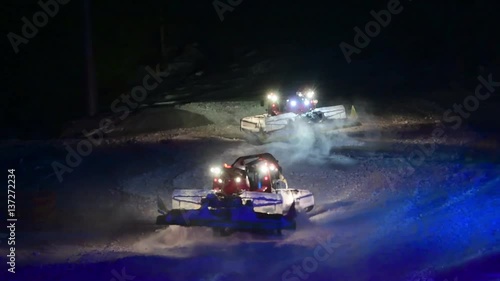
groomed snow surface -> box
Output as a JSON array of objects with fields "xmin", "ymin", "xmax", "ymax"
[{"xmin": 1, "ymin": 101, "xmax": 499, "ymax": 281}]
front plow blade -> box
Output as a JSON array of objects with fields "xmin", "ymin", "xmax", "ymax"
[{"xmin": 156, "ymin": 203, "xmax": 297, "ymax": 232}]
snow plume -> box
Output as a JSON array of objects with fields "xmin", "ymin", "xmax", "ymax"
[
  {"xmin": 225, "ymin": 119, "xmax": 363, "ymax": 167},
  {"xmin": 131, "ymin": 226, "xmax": 218, "ymax": 255},
  {"xmin": 264, "ymin": 118, "xmax": 362, "ymax": 164}
]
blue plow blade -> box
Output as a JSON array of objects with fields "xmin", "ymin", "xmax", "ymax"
[{"xmin": 156, "ymin": 202, "xmax": 297, "ymax": 232}]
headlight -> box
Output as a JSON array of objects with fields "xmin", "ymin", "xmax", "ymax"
[
  {"xmin": 260, "ymin": 164, "xmax": 270, "ymax": 173},
  {"xmin": 290, "ymin": 100, "xmax": 297, "ymax": 107},
  {"xmin": 210, "ymin": 167, "xmax": 221, "ymax": 175},
  {"xmin": 267, "ymin": 93, "xmax": 278, "ymax": 102},
  {"xmin": 306, "ymin": 91, "xmax": 314, "ymax": 99},
  {"xmin": 269, "ymin": 164, "xmax": 276, "ymax": 171},
  {"xmin": 235, "ymin": 177, "xmax": 241, "ymax": 183},
  {"xmin": 304, "ymin": 99, "xmax": 310, "ymax": 106}
]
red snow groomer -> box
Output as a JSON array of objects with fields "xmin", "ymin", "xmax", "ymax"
[
  {"xmin": 156, "ymin": 153, "xmax": 314, "ymax": 236},
  {"xmin": 241, "ymin": 88, "xmax": 359, "ymax": 139},
  {"xmin": 211, "ymin": 154, "xmax": 283, "ymax": 194}
]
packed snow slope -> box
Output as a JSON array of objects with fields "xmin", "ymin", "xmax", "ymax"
[{"xmin": 1, "ymin": 100, "xmax": 499, "ymax": 281}]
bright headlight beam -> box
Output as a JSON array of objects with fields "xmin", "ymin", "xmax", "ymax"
[
  {"xmin": 267, "ymin": 93, "xmax": 278, "ymax": 102},
  {"xmin": 259, "ymin": 165, "xmax": 269, "ymax": 173},
  {"xmin": 210, "ymin": 167, "xmax": 221, "ymax": 175},
  {"xmin": 290, "ymin": 100, "xmax": 297, "ymax": 107},
  {"xmin": 304, "ymin": 99, "xmax": 310, "ymax": 106}
]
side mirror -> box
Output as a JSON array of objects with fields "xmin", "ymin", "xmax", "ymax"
[
  {"xmin": 157, "ymin": 195, "xmax": 168, "ymax": 214},
  {"xmin": 274, "ymin": 179, "xmax": 288, "ymax": 189}
]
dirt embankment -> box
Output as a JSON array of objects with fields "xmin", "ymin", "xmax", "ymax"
[{"xmin": 60, "ymin": 101, "xmax": 265, "ymax": 141}]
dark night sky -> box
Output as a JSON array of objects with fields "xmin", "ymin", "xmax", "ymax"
[{"xmin": 2, "ymin": 0, "xmax": 498, "ymax": 139}]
